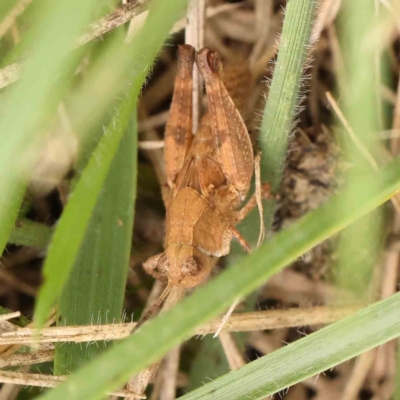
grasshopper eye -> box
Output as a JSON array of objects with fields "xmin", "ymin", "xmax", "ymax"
[
  {"xmin": 206, "ymin": 51, "xmax": 220, "ymax": 73},
  {"xmin": 181, "ymin": 256, "xmax": 202, "ymax": 276},
  {"xmin": 157, "ymin": 253, "xmax": 170, "ymax": 276}
]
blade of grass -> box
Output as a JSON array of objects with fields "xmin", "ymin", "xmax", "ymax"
[
  {"xmin": 33, "ymin": 0, "xmax": 189, "ymax": 329},
  {"xmin": 54, "ymin": 111, "xmax": 137, "ymax": 374},
  {"xmin": 255, "ymin": 0, "xmax": 318, "ymax": 239},
  {"xmin": 179, "ymin": 291, "xmax": 400, "ymax": 400},
  {"xmin": 8, "ymin": 220, "xmax": 52, "ymax": 250},
  {"xmin": 396, "ymin": 339, "xmax": 400, "ymax": 400},
  {"xmin": 0, "ymin": 0, "xmax": 106, "ymax": 257},
  {"xmin": 334, "ymin": 0, "xmax": 384, "ymax": 300},
  {"xmin": 37, "ymin": 154, "xmax": 400, "ymax": 400}
]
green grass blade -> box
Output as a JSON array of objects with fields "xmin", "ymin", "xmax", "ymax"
[
  {"xmin": 396, "ymin": 339, "xmax": 400, "ymax": 400},
  {"xmin": 54, "ymin": 112, "xmax": 137, "ymax": 374},
  {"xmin": 236, "ymin": 0, "xmax": 318, "ymax": 257},
  {"xmin": 334, "ymin": 1, "xmax": 383, "ymax": 299},
  {"xmin": 33, "ymin": 0, "xmax": 189, "ymax": 329},
  {"xmin": 258, "ymin": 0, "xmax": 318, "ymax": 231},
  {"xmin": 0, "ymin": 0, "xmax": 105, "ymax": 257},
  {"xmin": 8, "ymin": 219, "xmax": 52, "ymax": 250},
  {"xmin": 37, "ymin": 155, "xmax": 400, "ymax": 400},
  {"xmin": 179, "ymin": 292, "xmax": 400, "ymax": 400},
  {"xmin": 33, "ymin": 91, "xmax": 134, "ymax": 329}
]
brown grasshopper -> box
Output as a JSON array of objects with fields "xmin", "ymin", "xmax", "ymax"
[{"xmin": 134, "ymin": 45, "xmax": 269, "ymax": 331}]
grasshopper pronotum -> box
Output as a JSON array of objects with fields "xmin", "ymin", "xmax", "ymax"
[{"xmin": 133, "ymin": 45, "xmax": 269, "ymax": 332}]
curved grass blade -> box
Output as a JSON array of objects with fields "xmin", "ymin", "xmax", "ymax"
[
  {"xmin": 258, "ymin": 0, "xmax": 318, "ymax": 234},
  {"xmin": 33, "ymin": 0, "xmax": 189, "ymax": 329},
  {"xmin": 37, "ymin": 154, "xmax": 400, "ymax": 400}
]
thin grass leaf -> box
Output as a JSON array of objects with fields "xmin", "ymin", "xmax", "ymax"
[
  {"xmin": 8, "ymin": 219, "xmax": 52, "ymax": 250},
  {"xmin": 54, "ymin": 112, "xmax": 137, "ymax": 374},
  {"xmin": 334, "ymin": 0, "xmax": 384, "ymax": 299},
  {"xmin": 37, "ymin": 154, "xmax": 400, "ymax": 400},
  {"xmin": 234, "ymin": 0, "xmax": 317, "ymax": 265},
  {"xmin": 179, "ymin": 291, "xmax": 400, "ymax": 400},
  {"xmin": 33, "ymin": 0, "xmax": 189, "ymax": 329},
  {"xmin": 258, "ymin": 0, "xmax": 318, "ymax": 233}
]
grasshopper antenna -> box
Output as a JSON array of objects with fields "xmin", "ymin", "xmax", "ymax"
[{"xmin": 131, "ymin": 281, "xmax": 174, "ymax": 334}]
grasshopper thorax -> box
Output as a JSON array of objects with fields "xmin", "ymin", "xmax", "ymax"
[{"xmin": 163, "ymin": 244, "xmax": 212, "ymax": 288}]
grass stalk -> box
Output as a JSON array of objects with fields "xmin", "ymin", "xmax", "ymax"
[{"xmin": 258, "ymin": 0, "xmax": 318, "ymax": 234}]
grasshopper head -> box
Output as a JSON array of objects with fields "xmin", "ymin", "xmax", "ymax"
[{"xmin": 165, "ymin": 244, "xmax": 212, "ymax": 288}]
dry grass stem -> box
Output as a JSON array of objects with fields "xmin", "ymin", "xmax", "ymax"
[
  {"xmin": 218, "ymin": 331, "xmax": 246, "ymax": 370},
  {"xmin": 0, "ymin": 310, "xmax": 56, "ymax": 360},
  {"xmin": 0, "ymin": 2, "xmax": 243, "ymax": 90},
  {"xmin": 0, "ymin": 306, "xmax": 360, "ymax": 346},
  {"xmin": 77, "ymin": 1, "xmax": 145, "ymax": 46},
  {"xmin": 159, "ymin": 347, "xmax": 180, "ymax": 400},
  {"xmin": 340, "ymin": 350, "xmax": 376, "ymax": 400},
  {"xmin": 311, "ymin": 0, "xmax": 342, "ymax": 44},
  {"xmin": 0, "ymin": 366, "xmax": 29, "ymax": 400},
  {"xmin": 0, "ymin": 371, "xmax": 146, "ymax": 399},
  {"xmin": 0, "ymin": 348, "xmax": 54, "ymax": 368},
  {"xmin": 138, "ymin": 110, "xmax": 169, "ymax": 132},
  {"xmin": 325, "ymin": 91, "xmax": 379, "ymax": 168},
  {"xmin": 138, "ymin": 140, "xmax": 164, "ymax": 150},
  {"xmin": 0, "ymin": 312, "xmax": 21, "ymax": 322},
  {"xmin": 185, "ymin": 0, "xmax": 205, "ymax": 133},
  {"xmin": 326, "ymin": 91, "xmax": 400, "ymax": 213},
  {"xmin": 249, "ymin": 0, "xmax": 273, "ymax": 68},
  {"xmin": 126, "ymin": 280, "xmax": 165, "ymax": 398},
  {"xmin": 213, "ymin": 297, "xmax": 241, "ymax": 338}
]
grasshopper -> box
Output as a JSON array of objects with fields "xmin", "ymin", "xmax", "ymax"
[{"xmin": 134, "ymin": 45, "xmax": 269, "ymax": 331}]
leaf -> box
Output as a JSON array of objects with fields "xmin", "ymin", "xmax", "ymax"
[{"xmin": 54, "ymin": 112, "xmax": 137, "ymax": 373}]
